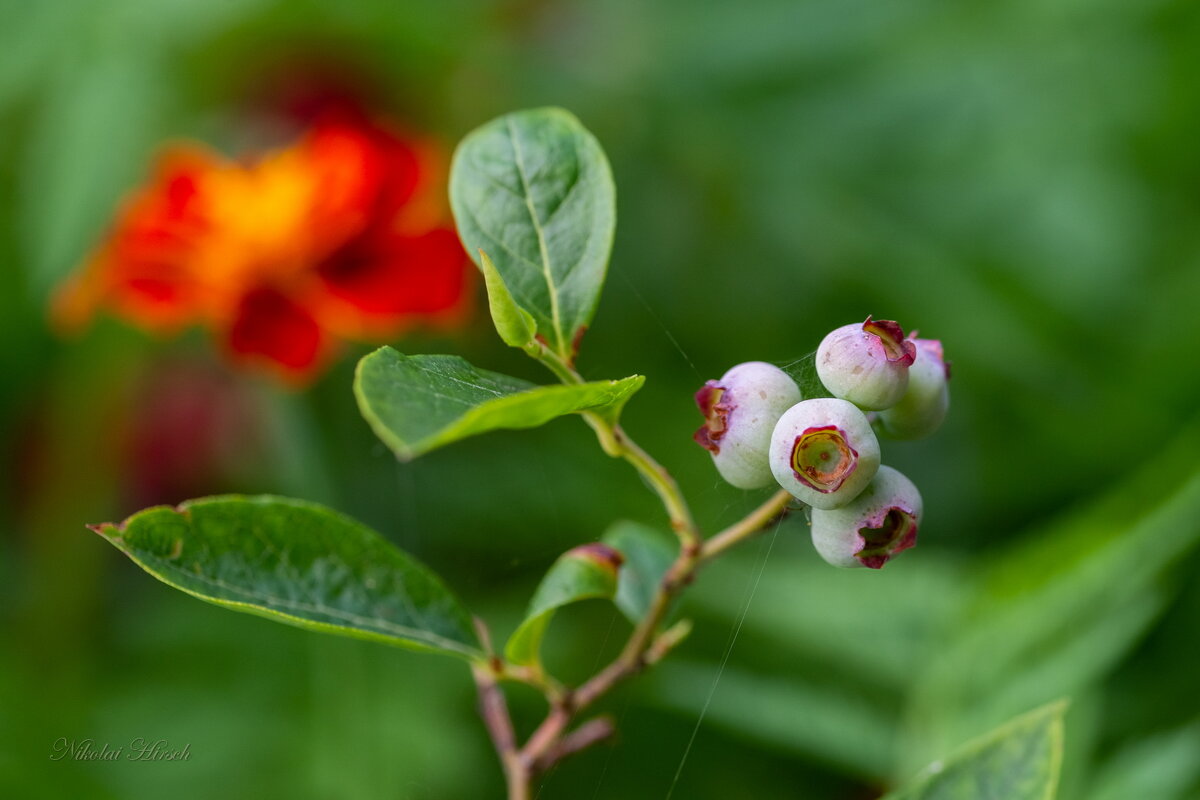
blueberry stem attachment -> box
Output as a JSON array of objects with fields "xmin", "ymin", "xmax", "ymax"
[
  {"xmin": 701, "ymin": 489, "xmax": 797, "ymax": 561},
  {"xmin": 469, "ymin": 339, "xmax": 800, "ymax": 798},
  {"xmin": 533, "ymin": 340, "xmax": 700, "ymax": 550}
]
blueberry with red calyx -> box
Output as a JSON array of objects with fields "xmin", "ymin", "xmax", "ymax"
[
  {"xmin": 809, "ymin": 465, "xmax": 922, "ymax": 569},
  {"xmin": 769, "ymin": 397, "xmax": 880, "ymax": 509},
  {"xmin": 694, "ymin": 362, "xmax": 802, "ymax": 490},
  {"xmin": 816, "ymin": 317, "xmax": 916, "ymax": 411}
]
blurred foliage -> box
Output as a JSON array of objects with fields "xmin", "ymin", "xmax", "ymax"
[{"xmin": 2, "ymin": 0, "xmax": 1199, "ymax": 798}]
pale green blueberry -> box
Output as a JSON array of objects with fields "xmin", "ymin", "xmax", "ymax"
[
  {"xmin": 768, "ymin": 398, "xmax": 879, "ymax": 509},
  {"xmin": 810, "ymin": 465, "xmax": 922, "ymax": 569},
  {"xmin": 879, "ymin": 338, "xmax": 950, "ymax": 440},
  {"xmin": 694, "ymin": 362, "xmax": 802, "ymax": 490},
  {"xmin": 816, "ymin": 317, "xmax": 916, "ymax": 410}
]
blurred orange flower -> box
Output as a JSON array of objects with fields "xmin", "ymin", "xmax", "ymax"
[{"xmin": 54, "ymin": 118, "xmax": 470, "ymax": 383}]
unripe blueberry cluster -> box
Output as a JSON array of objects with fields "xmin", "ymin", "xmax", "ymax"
[{"xmin": 694, "ymin": 317, "xmax": 950, "ymax": 570}]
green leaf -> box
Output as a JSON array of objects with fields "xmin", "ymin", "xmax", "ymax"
[
  {"xmin": 902, "ymin": 419, "xmax": 1200, "ymax": 773},
  {"xmin": 656, "ymin": 552, "xmax": 967, "ymax": 781},
  {"xmin": 354, "ymin": 347, "xmax": 643, "ymax": 460},
  {"xmin": 505, "ymin": 544, "xmax": 622, "ymax": 666},
  {"xmin": 479, "ymin": 249, "xmax": 537, "ymax": 350},
  {"xmin": 882, "ymin": 701, "xmax": 1066, "ymax": 800},
  {"xmin": 21, "ymin": 49, "xmax": 167, "ymax": 297},
  {"xmin": 690, "ymin": 550, "xmax": 966, "ymax": 693},
  {"xmin": 450, "ymin": 107, "xmax": 616, "ymax": 359},
  {"xmin": 90, "ymin": 495, "xmax": 480, "ymax": 659},
  {"xmin": 601, "ymin": 520, "xmax": 676, "ymax": 623},
  {"xmin": 1088, "ymin": 721, "xmax": 1200, "ymax": 800},
  {"xmin": 650, "ymin": 659, "xmax": 896, "ymax": 779}
]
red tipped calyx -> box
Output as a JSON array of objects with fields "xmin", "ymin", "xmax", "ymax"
[
  {"xmin": 567, "ymin": 542, "xmax": 625, "ymax": 573},
  {"xmin": 790, "ymin": 425, "xmax": 858, "ymax": 493},
  {"xmin": 854, "ymin": 507, "xmax": 918, "ymax": 569},
  {"xmin": 694, "ymin": 381, "xmax": 731, "ymax": 454},
  {"xmin": 863, "ymin": 316, "xmax": 916, "ymax": 365}
]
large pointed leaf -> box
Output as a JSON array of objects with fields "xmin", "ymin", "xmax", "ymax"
[
  {"xmin": 1088, "ymin": 721, "xmax": 1200, "ymax": 800},
  {"xmin": 902, "ymin": 418, "xmax": 1200, "ymax": 772},
  {"xmin": 450, "ymin": 107, "xmax": 616, "ymax": 359},
  {"xmin": 21, "ymin": 49, "xmax": 166, "ymax": 297},
  {"xmin": 354, "ymin": 347, "xmax": 643, "ymax": 460},
  {"xmin": 650, "ymin": 660, "xmax": 895, "ymax": 779},
  {"xmin": 689, "ymin": 550, "xmax": 966, "ymax": 692},
  {"xmin": 655, "ymin": 552, "xmax": 965, "ymax": 781},
  {"xmin": 505, "ymin": 544, "xmax": 622, "ymax": 666},
  {"xmin": 90, "ymin": 496, "xmax": 480, "ymax": 658},
  {"xmin": 882, "ymin": 701, "xmax": 1065, "ymax": 800}
]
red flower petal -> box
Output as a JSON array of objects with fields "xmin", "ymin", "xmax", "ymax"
[
  {"xmin": 315, "ymin": 227, "xmax": 469, "ymax": 332},
  {"xmin": 56, "ymin": 114, "xmax": 468, "ymax": 384},
  {"xmin": 53, "ymin": 146, "xmax": 222, "ymax": 334},
  {"xmin": 227, "ymin": 287, "xmax": 328, "ymax": 381}
]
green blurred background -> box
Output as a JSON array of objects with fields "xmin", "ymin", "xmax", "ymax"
[{"xmin": 3, "ymin": 0, "xmax": 1200, "ymax": 797}]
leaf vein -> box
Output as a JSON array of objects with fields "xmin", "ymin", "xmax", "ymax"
[{"xmin": 506, "ymin": 116, "xmax": 565, "ymax": 352}]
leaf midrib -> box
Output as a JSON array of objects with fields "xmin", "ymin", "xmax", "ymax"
[{"xmin": 507, "ymin": 115, "xmax": 565, "ymax": 353}]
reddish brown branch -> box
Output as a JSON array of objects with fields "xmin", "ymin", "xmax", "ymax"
[
  {"xmin": 467, "ymin": 363, "xmax": 797, "ymax": 798},
  {"xmin": 530, "ymin": 716, "xmax": 616, "ymax": 773}
]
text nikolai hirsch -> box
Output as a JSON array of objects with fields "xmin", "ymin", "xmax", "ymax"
[{"xmin": 51, "ymin": 738, "xmax": 191, "ymax": 762}]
